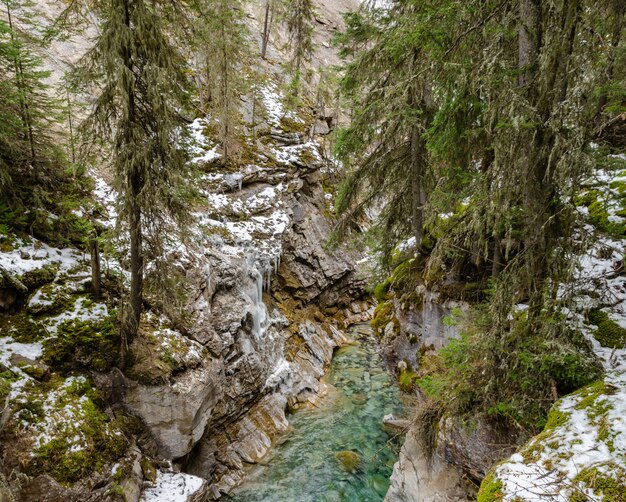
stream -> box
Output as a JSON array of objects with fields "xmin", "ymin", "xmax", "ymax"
[{"xmin": 227, "ymin": 326, "xmax": 405, "ymax": 502}]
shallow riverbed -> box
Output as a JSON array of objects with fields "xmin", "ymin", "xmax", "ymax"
[{"xmin": 227, "ymin": 326, "xmax": 405, "ymax": 502}]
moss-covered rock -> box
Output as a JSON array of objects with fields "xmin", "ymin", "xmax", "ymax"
[
  {"xmin": 43, "ymin": 314, "xmax": 119, "ymax": 372},
  {"xmin": 335, "ymin": 450, "xmax": 362, "ymax": 473},
  {"xmin": 479, "ymin": 371, "xmax": 626, "ymax": 501},
  {"xmin": 573, "ymin": 465, "xmax": 626, "ymax": 502},
  {"xmin": 0, "ymin": 311, "xmax": 47, "ymax": 343},
  {"xmin": 20, "ymin": 264, "xmax": 58, "ymax": 290},
  {"xmin": 477, "ymin": 473, "xmax": 503, "ymax": 502},
  {"xmin": 371, "ymin": 301, "xmax": 398, "ymax": 337},
  {"xmin": 14, "ymin": 376, "xmax": 126, "ymax": 484},
  {"xmin": 588, "ymin": 309, "xmax": 626, "ymax": 348}
]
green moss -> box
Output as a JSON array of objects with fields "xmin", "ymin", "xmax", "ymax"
[
  {"xmin": 371, "ymin": 301, "xmax": 397, "ymax": 337},
  {"xmin": 43, "ymin": 314, "xmax": 119, "ymax": 372},
  {"xmin": 0, "ymin": 311, "xmax": 47, "ymax": 343},
  {"xmin": 544, "ymin": 408, "xmax": 570, "ymax": 430},
  {"xmin": 609, "ymin": 179, "xmax": 626, "ymax": 195},
  {"xmin": 478, "ymin": 473, "xmax": 503, "ymax": 502},
  {"xmin": 140, "ymin": 458, "xmax": 157, "ymax": 483},
  {"xmin": 19, "ymin": 377, "xmax": 126, "ymax": 484},
  {"xmin": 389, "ymin": 259, "xmax": 418, "ymax": 290},
  {"xmin": 573, "ymin": 466, "xmax": 626, "ymax": 502},
  {"xmin": 279, "ymin": 116, "xmax": 307, "ymax": 134},
  {"xmin": 574, "ymin": 379, "xmax": 616, "ymax": 416},
  {"xmin": 335, "ymin": 450, "xmax": 362, "ymax": 473},
  {"xmin": 26, "ymin": 284, "xmax": 74, "ymax": 315},
  {"xmin": 30, "ymin": 409, "xmax": 126, "ymax": 484},
  {"xmin": 372, "ymin": 278, "xmax": 392, "ymax": 303},
  {"xmin": 17, "ymin": 362, "xmax": 46, "ymax": 380},
  {"xmin": 398, "ymin": 369, "xmax": 417, "ymax": 393},
  {"xmin": 20, "ymin": 264, "xmax": 58, "ymax": 289},
  {"xmin": 0, "ymin": 370, "xmax": 18, "ymax": 398},
  {"xmin": 589, "ymin": 199, "xmax": 610, "ymax": 227},
  {"xmin": 575, "ymin": 189, "xmax": 601, "ymax": 207},
  {"xmin": 575, "ymin": 190, "xmax": 626, "ymax": 236},
  {"xmin": 588, "ymin": 309, "xmax": 626, "ymax": 348}
]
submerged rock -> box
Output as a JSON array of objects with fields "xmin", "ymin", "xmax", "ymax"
[{"xmin": 335, "ymin": 450, "xmax": 362, "ymax": 473}]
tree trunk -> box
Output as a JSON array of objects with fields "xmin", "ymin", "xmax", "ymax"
[
  {"xmin": 90, "ymin": 230, "xmax": 102, "ymax": 300},
  {"xmin": 128, "ymin": 195, "xmax": 143, "ymax": 341},
  {"xmin": 261, "ymin": 0, "xmax": 270, "ymax": 58},
  {"xmin": 492, "ymin": 237, "xmax": 502, "ymax": 278},
  {"xmin": 122, "ymin": 0, "xmax": 143, "ymax": 351},
  {"xmin": 67, "ymin": 88, "xmax": 76, "ymax": 165},
  {"xmin": 408, "ymin": 52, "xmax": 431, "ymax": 254},
  {"xmin": 220, "ymin": 21, "xmax": 229, "ymax": 166},
  {"xmin": 518, "ymin": 0, "xmax": 541, "ymax": 89},
  {"xmin": 519, "ymin": 0, "xmax": 544, "ymax": 313},
  {"xmin": 410, "ymin": 123, "xmax": 425, "ymax": 250}
]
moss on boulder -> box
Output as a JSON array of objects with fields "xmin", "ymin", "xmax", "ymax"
[{"xmin": 335, "ymin": 450, "xmax": 362, "ymax": 473}]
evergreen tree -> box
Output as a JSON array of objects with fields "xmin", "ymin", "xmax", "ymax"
[
  {"xmin": 335, "ymin": 0, "xmax": 624, "ymax": 427},
  {"xmin": 78, "ymin": 0, "xmax": 192, "ymax": 351},
  {"xmin": 283, "ymin": 0, "xmax": 315, "ymax": 96},
  {"xmin": 0, "ymin": 0, "xmax": 63, "ymax": 188},
  {"xmin": 333, "ymin": 3, "xmax": 435, "ymax": 264},
  {"xmin": 260, "ymin": 0, "xmax": 281, "ymax": 59},
  {"xmin": 192, "ymin": 0, "xmax": 251, "ymax": 167}
]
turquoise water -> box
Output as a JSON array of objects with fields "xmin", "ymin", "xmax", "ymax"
[{"xmin": 227, "ymin": 327, "xmax": 405, "ymax": 502}]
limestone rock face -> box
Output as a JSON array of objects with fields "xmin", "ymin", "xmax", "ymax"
[
  {"xmin": 118, "ymin": 97, "xmax": 367, "ymax": 499},
  {"xmin": 385, "ymin": 430, "xmax": 473, "ymax": 502},
  {"xmin": 380, "ymin": 288, "xmax": 467, "ymax": 373},
  {"xmin": 123, "ymin": 364, "xmax": 223, "ymax": 460},
  {"xmin": 438, "ymin": 415, "xmax": 518, "ymax": 481}
]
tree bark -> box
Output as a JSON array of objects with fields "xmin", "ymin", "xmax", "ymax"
[
  {"xmin": 519, "ymin": 0, "xmax": 544, "ymax": 312},
  {"xmin": 408, "ymin": 52, "xmax": 431, "ymax": 254},
  {"xmin": 90, "ymin": 230, "xmax": 102, "ymax": 300},
  {"xmin": 518, "ymin": 0, "xmax": 541, "ymax": 89},
  {"xmin": 261, "ymin": 0, "xmax": 270, "ymax": 58},
  {"xmin": 122, "ymin": 0, "xmax": 143, "ymax": 349},
  {"xmin": 410, "ymin": 123, "xmax": 425, "ymax": 250}
]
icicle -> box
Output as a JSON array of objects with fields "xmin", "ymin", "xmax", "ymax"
[
  {"xmin": 238, "ymin": 177, "xmax": 243, "ymax": 192},
  {"xmin": 257, "ymin": 269, "xmax": 263, "ymax": 300}
]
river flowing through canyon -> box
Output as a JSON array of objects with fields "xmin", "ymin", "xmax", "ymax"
[{"xmin": 226, "ymin": 325, "xmax": 406, "ymax": 502}]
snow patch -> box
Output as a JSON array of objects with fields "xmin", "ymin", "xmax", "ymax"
[{"xmin": 140, "ymin": 471, "xmax": 206, "ymax": 502}]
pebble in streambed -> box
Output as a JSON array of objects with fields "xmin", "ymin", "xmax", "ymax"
[{"xmin": 226, "ymin": 326, "xmax": 405, "ymax": 502}]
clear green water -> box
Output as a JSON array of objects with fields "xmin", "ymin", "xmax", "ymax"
[{"xmin": 227, "ymin": 327, "xmax": 404, "ymax": 502}]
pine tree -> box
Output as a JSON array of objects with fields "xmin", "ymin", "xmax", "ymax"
[
  {"xmin": 283, "ymin": 0, "xmax": 315, "ymax": 96},
  {"xmin": 77, "ymin": 0, "xmax": 192, "ymax": 351},
  {"xmin": 1, "ymin": 0, "xmax": 62, "ymax": 174},
  {"xmin": 192, "ymin": 0, "xmax": 251, "ymax": 167},
  {"xmin": 0, "ymin": 0, "xmax": 65, "ymax": 200},
  {"xmin": 260, "ymin": 0, "xmax": 281, "ymax": 59},
  {"xmin": 335, "ymin": 0, "xmax": 624, "ymax": 427},
  {"xmin": 333, "ymin": 3, "xmax": 435, "ymax": 263}
]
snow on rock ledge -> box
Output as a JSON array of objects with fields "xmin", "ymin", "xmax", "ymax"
[{"xmin": 140, "ymin": 471, "xmax": 208, "ymax": 502}]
